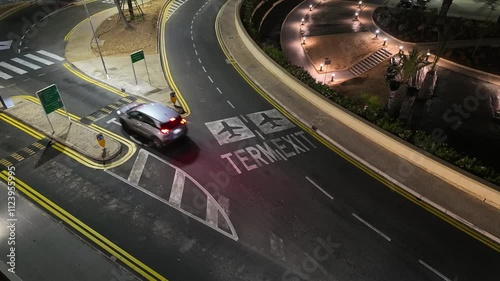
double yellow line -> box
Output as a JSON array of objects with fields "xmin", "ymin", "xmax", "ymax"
[
  {"xmin": 0, "ymin": 171, "xmax": 167, "ymax": 280},
  {"xmin": 214, "ymin": 5, "xmax": 500, "ymax": 252},
  {"xmin": 1, "ymin": 96, "xmax": 136, "ymax": 169},
  {"xmin": 160, "ymin": 0, "xmax": 191, "ymax": 116}
]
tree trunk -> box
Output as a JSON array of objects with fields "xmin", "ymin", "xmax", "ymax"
[
  {"xmin": 127, "ymin": 0, "xmax": 135, "ymax": 21},
  {"xmin": 114, "ymin": 0, "xmax": 132, "ymax": 29}
]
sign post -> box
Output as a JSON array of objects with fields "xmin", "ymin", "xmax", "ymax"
[
  {"xmin": 324, "ymin": 58, "xmax": 331, "ymax": 83},
  {"xmin": 130, "ymin": 50, "xmax": 151, "ymax": 85},
  {"xmin": 36, "ymin": 84, "xmax": 70, "ymax": 134},
  {"xmin": 96, "ymin": 133, "xmax": 106, "ymax": 159}
]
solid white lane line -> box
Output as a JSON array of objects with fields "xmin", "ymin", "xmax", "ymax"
[
  {"xmin": 352, "ymin": 213, "xmax": 391, "ymax": 241},
  {"xmin": 169, "ymin": 169, "xmax": 186, "ymax": 207},
  {"xmin": 216, "ymin": 87, "xmax": 222, "ymax": 94},
  {"xmin": 25, "ymin": 54, "xmax": 53, "ymax": 65},
  {"xmin": 0, "ymin": 71, "xmax": 12, "ymax": 80},
  {"xmin": 418, "ymin": 260, "xmax": 451, "ymax": 281},
  {"xmin": 269, "ymin": 232, "xmax": 286, "ymax": 261},
  {"xmin": 202, "ymin": 66, "xmax": 206, "ymax": 72},
  {"xmin": 305, "ymin": 176, "xmax": 334, "ymax": 199},
  {"xmin": 198, "ymin": 58, "xmax": 202, "ymax": 63},
  {"xmin": 127, "ymin": 149, "xmax": 148, "ymax": 184},
  {"xmin": 11, "ymin": 58, "xmax": 41, "ymax": 70},
  {"xmin": 208, "ymin": 76, "xmax": 213, "ymax": 83},
  {"xmin": 226, "ymin": 100, "xmax": 235, "ymax": 108},
  {"xmin": 37, "ymin": 50, "xmax": 64, "ymax": 61},
  {"xmin": 255, "ymin": 130, "xmax": 265, "ymax": 140},
  {"xmin": 0, "ymin": 62, "xmax": 27, "ymax": 74},
  {"xmin": 206, "ymin": 198, "xmax": 219, "ymax": 227}
]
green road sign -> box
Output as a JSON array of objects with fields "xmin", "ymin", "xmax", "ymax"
[
  {"xmin": 131, "ymin": 50, "xmax": 145, "ymax": 63},
  {"xmin": 36, "ymin": 84, "xmax": 63, "ymax": 114}
]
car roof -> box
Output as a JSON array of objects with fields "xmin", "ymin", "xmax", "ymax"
[{"xmin": 133, "ymin": 103, "xmax": 179, "ymax": 123}]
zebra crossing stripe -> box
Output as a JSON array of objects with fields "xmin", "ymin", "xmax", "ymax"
[
  {"xmin": 0, "ymin": 70, "xmax": 13, "ymax": 80},
  {"xmin": 11, "ymin": 58, "xmax": 41, "ymax": 70},
  {"xmin": 0, "ymin": 62, "xmax": 27, "ymax": 75},
  {"xmin": 37, "ymin": 50, "xmax": 64, "ymax": 61},
  {"xmin": 169, "ymin": 169, "xmax": 186, "ymax": 208},
  {"xmin": 24, "ymin": 54, "xmax": 53, "ymax": 65}
]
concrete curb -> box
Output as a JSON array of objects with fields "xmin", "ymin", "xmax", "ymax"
[
  {"xmin": 230, "ymin": 0, "xmax": 500, "ymax": 210},
  {"xmin": 0, "ymin": 1, "xmax": 34, "ymax": 20}
]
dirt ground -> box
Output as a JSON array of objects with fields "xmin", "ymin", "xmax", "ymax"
[
  {"xmin": 331, "ymin": 61, "xmax": 390, "ymax": 108},
  {"xmin": 304, "ymin": 32, "xmax": 383, "ymax": 70},
  {"xmin": 92, "ymin": 1, "xmax": 163, "ymax": 56}
]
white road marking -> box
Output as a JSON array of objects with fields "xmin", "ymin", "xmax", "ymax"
[
  {"xmin": 206, "ymin": 198, "xmax": 219, "ymax": 227},
  {"xmin": 205, "ymin": 117, "xmax": 255, "ymax": 145},
  {"xmin": 198, "ymin": 58, "xmax": 202, "ymax": 63},
  {"xmin": 106, "ymin": 117, "xmax": 122, "ymax": 126},
  {"xmin": 169, "ymin": 169, "xmax": 186, "ymax": 208},
  {"xmin": 37, "ymin": 50, "xmax": 64, "ymax": 61},
  {"xmin": 191, "ymin": 19, "xmax": 194, "ymax": 24},
  {"xmin": 0, "ymin": 71, "xmax": 12, "ymax": 80},
  {"xmin": 190, "ymin": 24, "xmax": 193, "ymax": 30},
  {"xmin": 226, "ymin": 100, "xmax": 235, "ymax": 108},
  {"xmin": 23, "ymin": 78, "xmax": 31, "ymax": 81},
  {"xmin": 38, "ymin": 73, "xmax": 45, "ymax": 76},
  {"xmin": 255, "ymin": 130, "xmax": 265, "ymax": 140},
  {"xmin": 192, "ymin": 43, "xmax": 196, "ymax": 48},
  {"xmin": 306, "ymin": 176, "xmax": 333, "ymax": 199},
  {"xmin": 352, "ymin": 213, "xmax": 391, "ymax": 241},
  {"xmin": 202, "ymin": 66, "xmax": 206, "ymax": 72},
  {"xmin": 127, "ymin": 149, "xmax": 149, "ymax": 184},
  {"xmin": 208, "ymin": 76, "xmax": 213, "ymax": 83},
  {"xmin": 418, "ymin": 260, "xmax": 451, "ymax": 281},
  {"xmin": 191, "ymin": 36, "xmax": 194, "ymax": 41},
  {"xmin": 5, "ymin": 84, "xmax": 14, "ymax": 88},
  {"xmin": 269, "ymin": 232, "xmax": 286, "ymax": 261},
  {"xmin": 216, "ymin": 87, "xmax": 222, "ymax": 94},
  {"xmin": 246, "ymin": 109, "xmax": 295, "ymax": 134},
  {"xmin": 11, "ymin": 58, "xmax": 41, "ymax": 70},
  {"xmin": 25, "ymin": 54, "xmax": 53, "ymax": 65},
  {"xmin": 239, "ymin": 114, "xmax": 248, "ymax": 123},
  {"xmin": 0, "ymin": 62, "xmax": 27, "ymax": 75},
  {"xmin": 190, "ymin": 30, "xmax": 193, "ymax": 35}
]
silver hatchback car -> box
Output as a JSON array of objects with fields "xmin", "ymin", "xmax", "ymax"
[{"xmin": 117, "ymin": 102, "xmax": 187, "ymax": 147}]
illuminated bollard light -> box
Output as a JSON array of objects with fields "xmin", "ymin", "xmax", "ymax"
[
  {"xmin": 302, "ymin": 36, "xmax": 306, "ymax": 44},
  {"xmin": 399, "ymin": 45, "xmax": 403, "ymax": 54},
  {"xmin": 331, "ymin": 73, "xmax": 335, "ymax": 82},
  {"xmin": 310, "ymin": 4, "xmax": 313, "ymax": 11},
  {"xmin": 383, "ymin": 38, "xmax": 387, "ymax": 46},
  {"xmin": 359, "ymin": 1, "xmax": 362, "ymax": 8},
  {"xmin": 426, "ymin": 52, "xmax": 430, "ymax": 61},
  {"xmin": 354, "ymin": 12, "xmax": 359, "ymax": 21},
  {"xmin": 301, "ymin": 18, "xmax": 305, "ymax": 25},
  {"xmin": 319, "ymin": 63, "xmax": 323, "ymax": 71},
  {"xmin": 375, "ymin": 29, "xmax": 379, "ymax": 38}
]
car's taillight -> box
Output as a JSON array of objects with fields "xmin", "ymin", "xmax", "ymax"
[
  {"xmin": 180, "ymin": 118, "xmax": 186, "ymax": 124},
  {"xmin": 160, "ymin": 128, "xmax": 169, "ymax": 134}
]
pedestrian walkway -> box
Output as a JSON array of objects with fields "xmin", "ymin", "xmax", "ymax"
[
  {"xmin": 166, "ymin": 0, "xmax": 188, "ymax": 19},
  {"xmin": 348, "ymin": 48, "xmax": 392, "ymax": 77},
  {"xmin": 0, "ymin": 181, "xmax": 139, "ymax": 281},
  {"xmin": 0, "ymin": 50, "xmax": 64, "ymax": 81}
]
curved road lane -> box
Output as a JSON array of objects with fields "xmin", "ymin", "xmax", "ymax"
[{"xmin": 164, "ymin": 0, "xmax": 500, "ymax": 280}]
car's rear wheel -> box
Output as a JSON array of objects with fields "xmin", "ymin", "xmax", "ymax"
[{"xmin": 153, "ymin": 137, "xmax": 163, "ymax": 148}]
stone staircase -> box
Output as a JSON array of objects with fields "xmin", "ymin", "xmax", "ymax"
[{"xmin": 348, "ymin": 48, "xmax": 392, "ymax": 77}]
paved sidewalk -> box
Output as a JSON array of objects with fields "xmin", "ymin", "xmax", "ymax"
[
  {"xmin": 0, "ymin": 182, "xmax": 139, "ymax": 281},
  {"xmin": 219, "ymin": 0, "xmax": 500, "ymax": 245},
  {"xmin": 2, "ymin": 97, "xmax": 121, "ymax": 162},
  {"xmin": 65, "ymin": 6, "xmax": 176, "ymax": 109}
]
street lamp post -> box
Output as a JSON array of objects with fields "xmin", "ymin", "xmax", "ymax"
[{"xmin": 82, "ymin": 0, "xmax": 108, "ymax": 79}]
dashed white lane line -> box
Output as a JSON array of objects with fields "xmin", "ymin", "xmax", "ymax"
[
  {"xmin": 352, "ymin": 213, "xmax": 391, "ymax": 241},
  {"xmin": 194, "ymin": 49, "xmax": 198, "ymax": 55},
  {"xmin": 240, "ymin": 114, "xmax": 248, "ymax": 122},
  {"xmin": 190, "ymin": 30, "xmax": 193, "ymax": 35},
  {"xmin": 418, "ymin": 260, "xmax": 451, "ymax": 281},
  {"xmin": 208, "ymin": 75, "xmax": 213, "ymax": 83},
  {"xmin": 305, "ymin": 176, "xmax": 334, "ymax": 200},
  {"xmin": 269, "ymin": 232, "xmax": 286, "ymax": 261},
  {"xmin": 198, "ymin": 58, "xmax": 202, "ymax": 63},
  {"xmin": 226, "ymin": 100, "xmax": 235, "ymax": 108},
  {"xmin": 216, "ymin": 87, "xmax": 222, "ymax": 94},
  {"xmin": 11, "ymin": 58, "xmax": 40, "ymax": 70},
  {"xmin": 169, "ymin": 169, "xmax": 186, "ymax": 208},
  {"xmin": 202, "ymin": 66, "xmax": 207, "ymax": 72},
  {"xmin": 190, "ymin": 24, "xmax": 193, "ymax": 29},
  {"xmin": 191, "ymin": 19, "xmax": 194, "ymax": 24},
  {"xmin": 255, "ymin": 130, "xmax": 265, "ymax": 140},
  {"xmin": 191, "ymin": 36, "xmax": 194, "ymax": 40},
  {"xmin": 38, "ymin": 73, "xmax": 45, "ymax": 76},
  {"xmin": 193, "ymin": 43, "xmax": 196, "ymax": 48},
  {"xmin": 127, "ymin": 149, "xmax": 148, "ymax": 184}
]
